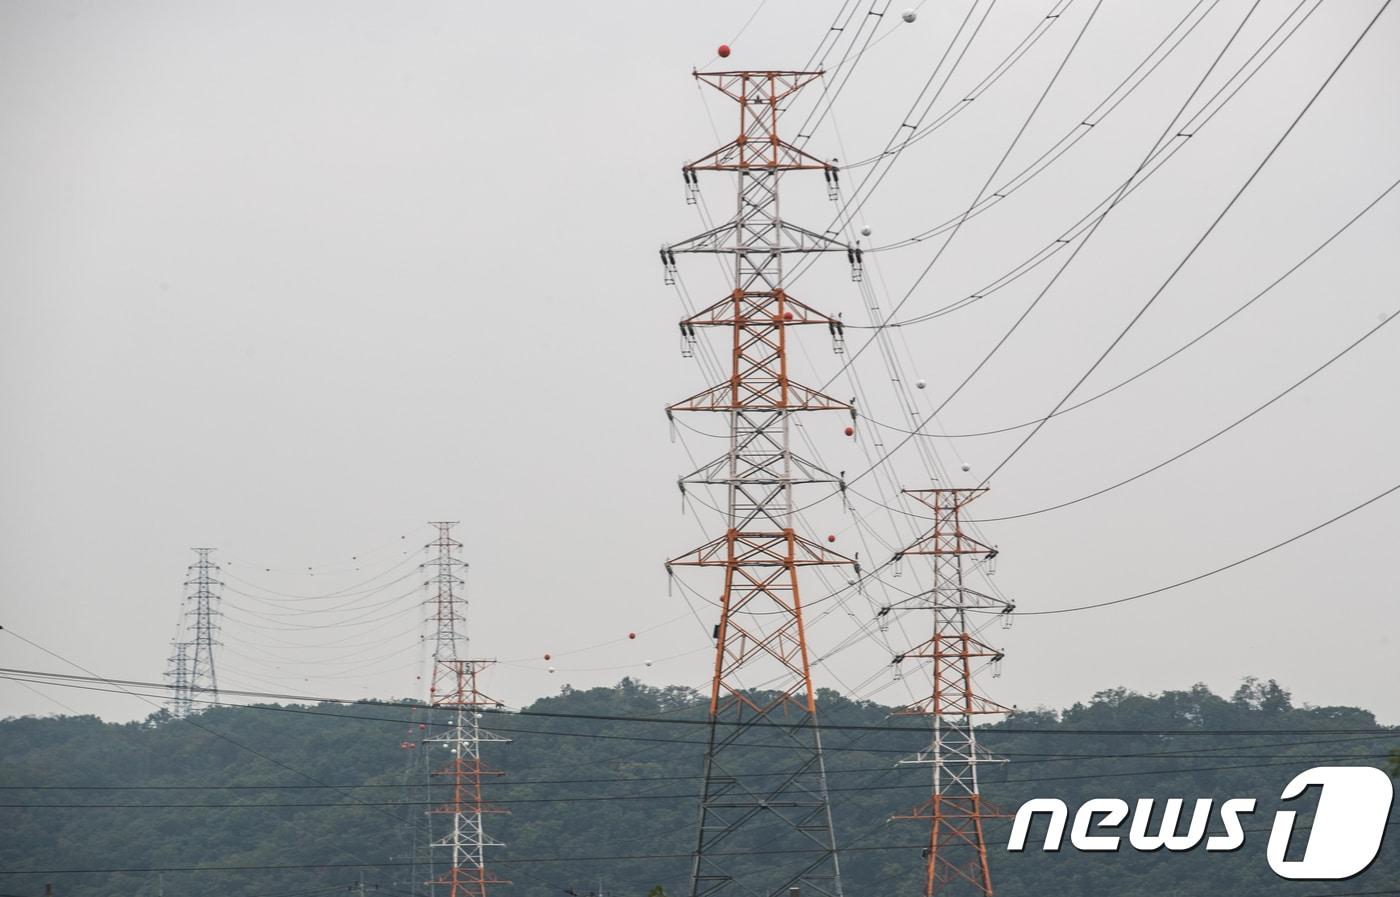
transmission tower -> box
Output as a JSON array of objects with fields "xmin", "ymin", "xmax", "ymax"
[
  {"xmin": 422, "ymin": 522, "xmax": 508, "ymax": 897},
  {"xmin": 662, "ymin": 70, "xmax": 860, "ymax": 897},
  {"xmin": 889, "ymin": 488, "xmax": 1011, "ymax": 897},
  {"xmin": 427, "ymin": 522, "xmax": 468, "ymax": 697},
  {"xmin": 184, "ymin": 548, "xmax": 222, "ymax": 706},
  {"xmin": 165, "ymin": 641, "xmax": 192, "ymax": 718}
]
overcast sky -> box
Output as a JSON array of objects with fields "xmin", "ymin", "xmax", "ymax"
[{"xmin": 2, "ymin": 0, "xmax": 1397, "ymax": 725}]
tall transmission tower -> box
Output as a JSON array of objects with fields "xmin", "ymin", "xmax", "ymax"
[
  {"xmin": 422, "ymin": 522, "xmax": 508, "ymax": 897},
  {"xmin": 662, "ymin": 70, "xmax": 859, "ymax": 897},
  {"xmin": 889, "ymin": 488, "xmax": 1011, "ymax": 897},
  {"xmin": 165, "ymin": 641, "xmax": 192, "ymax": 718},
  {"xmin": 184, "ymin": 548, "xmax": 222, "ymax": 707},
  {"xmin": 427, "ymin": 523, "xmax": 468, "ymax": 698}
]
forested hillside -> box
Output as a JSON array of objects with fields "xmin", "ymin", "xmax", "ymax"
[{"xmin": 1, "ymin": 678, "xmax": 1396, "ymax": 897}]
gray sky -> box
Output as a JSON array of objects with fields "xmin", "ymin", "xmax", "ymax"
[{"xmin": 2, "ymin": 0, "xmax": 1397, "ymax": 725}]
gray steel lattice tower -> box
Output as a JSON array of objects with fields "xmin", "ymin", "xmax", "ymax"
[
  {"xmin": 426, "ymin": 522, "xmax": 467, "ymax": 687},
  {"xmin": 663, "ymin": 70, "xmax": 860, "ymax": 897},
  {"xmin": 165, "ymin": 641, "xmax": 192, "ymax": 718},
  {"xmin": 184, "ymin": 548, "xmax": 222, "ymax": 706}
]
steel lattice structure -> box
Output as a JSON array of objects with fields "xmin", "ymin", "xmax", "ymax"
[
  {"xmin": 184, "ymin": 547, "xmax": 222, "ymax": 706},
  {"xmin": 889, "ymin": 488, "xmax": 1011, "ymax": 897},
  {"xmin": 423, "ymin": 523, "xmax": 508, "ymax": 897},
  {"xmin": 663, "ymin": 70, "xmax": 859, "ymax": 897},
  {"xmin": 165, "ymin": 641, "xmax": 192, "ymax": 718}
]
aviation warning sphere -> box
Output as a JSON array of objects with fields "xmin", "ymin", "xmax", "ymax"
[
  {"xmin": 860, "ymin": 225, "xmax": 872, "ymax": 237},
  {"xmin": 916, "ymin": 378, "xmax": 927, "ymax": 389},
  {"xmin": 903, "ymin": 10, "xmax": 917, "ymax": 23},
  {"xmin": 718, "ymin": 44, "xmax": 731, "ymax": 58},
  {"xmin": 961, "ymin": 463, "xmax": 972, "ymax": 472}
]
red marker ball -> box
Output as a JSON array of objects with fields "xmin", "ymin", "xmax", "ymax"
[
  {"xmin": 628, "ymin": 632, "xmax": 636, "ymax": 640},
  {"xmin": 544, "ymin": 653, "xmax": 551, "ymax": 661},
  {"xmin": 718, "ymin": 44, "xmax": 731, "ymax": 58},
  {"xmin": 783, "ymin": 311, "xmax": 794, "ymax": 321},
  {"xmin": 827, "ymin": 534, "xmax": 837, "ymax": 543},
  {"xmin": 844, "ymin": 426, "xmax": 855, "ymax": 436}
]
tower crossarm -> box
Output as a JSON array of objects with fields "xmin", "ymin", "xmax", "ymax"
[
  {"xmin": 883, "ymin": 586, "xmax": 1011, "ymax": 613},
  {"xmin": 668, "ymin": 378, "xmax": 853, "ymax": 413},
  {"xmin": 668, "ymin": 530, "xmax": 857, "ymax": 570},
  {"xmin": 666, "ymin": 221, "xmax": 849, "ymax": 256},
  {"xmin": 679, "ymin": 446, "xmax": 843, "ymax": 489},
  {"xmin": 682, "ymin": 289, "xmax": 840, "ymax": 328}
]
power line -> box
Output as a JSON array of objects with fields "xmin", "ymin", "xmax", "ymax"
[
  {"xmin": 988, "ymin": 479, "xmax": 1400, "ymax": 616},
  {"xmin": 979, "ymin": 0, "xmax": 1393, "ymax": 486},
  {"xmin": 3, "ymin": 665, "xmax": 1395, "ymax": 737},
  {"xmin": 975, "ymin": 305, "xmax": 1399, "ymax": 521}
]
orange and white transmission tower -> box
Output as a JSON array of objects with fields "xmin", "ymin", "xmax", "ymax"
[
  {"xmin": 662, "ymin": 70, "xmax": 861, "ymax": 897},
  {"xmin": 889, "ymin": 488, "xmax": 1011, "ymax": 897},
  {"xmin": 422, "ymin": 522, "xmax": 509, "ymax": 897}
]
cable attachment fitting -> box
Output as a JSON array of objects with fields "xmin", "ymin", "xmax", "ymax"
[
  {"xmin": 660, "ymin": 246, "xmax": 678, "ymax": 285},
  {"xmin": 679, "ymin": 321, "xmax": 697, "ymax": 358},
  {"xmin": 829, "ymin": 313, "xmax": 846, "ymax": 354},
  {"xmin": 824, "ymin": 164, "xmax": 840, "ymax": 201},
  {"xmin": 847, "ymin": 245, "xmax": 864, "ymax": 282},
  {"xmin": 683, "ymin": 168, "xmax": 700, "ymax": 205}
]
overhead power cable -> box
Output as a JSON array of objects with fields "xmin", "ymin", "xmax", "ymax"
[
  {"xmin": 982, "ymin": 479, "xmax": 1400, "ymax": 616},
  {"xmin": 833, "ymin": 0, "xmax": 1268, "ymax": 494},
  {"xmin": 858, "ymin": 174, "xmax": 1400, "ymax": 440},
  {"xmin": 975, "ymin": 305, "xmax": 1399, "ymax": 521},
  {"xmin": 979, "ymin": 0, "xmax": 1394, "ymax": 486},
  {"xmin": 1, "ymin": 665, "xmax": 1393, "ymax": 738}
]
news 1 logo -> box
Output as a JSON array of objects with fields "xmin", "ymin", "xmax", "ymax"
[{"xmin": 1007, "ymin": 766, "xmax": 1395, "ymax": 880}]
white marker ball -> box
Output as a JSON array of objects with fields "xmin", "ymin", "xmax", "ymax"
[
  {"xmin": 961, "ymin": 462, "xmax": 972, "ymax": 472},
  {"xmin": 547, "ymin": 666, "xmax": 556, "ymax": 674},
  {"xmin": 915, "ymin": 378, "xmax": 927, "ymax": 389},
  {"xmin": 645, "ymin": 659, "xmax": 653, "ymax": 667},
  {"xmin": 860, "ymin": 225, "xmax": 872, "ymax": 237},
  {"xmin": 902, "ymin": 9, "xmax": 917, "ymax": 23}
]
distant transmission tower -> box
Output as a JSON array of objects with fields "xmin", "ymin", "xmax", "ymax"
[
  {"xmin": 889, "ymin": 488, "xmax": 1011, "ymax": 897},
  {"xmin": 165, "ymin": 641, "xmax": 192, "ymax": 718},
  {"xmin": 662, "ymin": 70, "xmax": 860, "ymax": 897},
  {"xmin": 423, "ymin": 522, "xmax": 508, "ymax": 897},
  {"xmin": 184, "ymin": 548, "xmax": 222, "ymax": 707}
]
